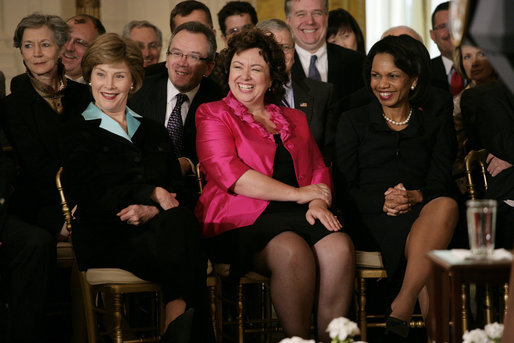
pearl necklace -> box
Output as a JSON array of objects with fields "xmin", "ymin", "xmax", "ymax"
[{"xmin": 382, "ymin": 108, "xmax": 412, "ymax": 126}]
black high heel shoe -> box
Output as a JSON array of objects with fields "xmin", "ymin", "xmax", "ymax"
[
  {"xmin": 384, "ymin": 316, "xmax": 409, "ymax": 342},
  {"xmin": 160, "ymin": 308, "xmax": 195, "ymax": 343}
]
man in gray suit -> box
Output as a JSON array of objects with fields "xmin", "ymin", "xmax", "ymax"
[{"xmin": 256, "ymin": 19, "xmax": 339, "ymax": 162}]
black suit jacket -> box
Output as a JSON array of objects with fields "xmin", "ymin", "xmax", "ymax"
[
  {"xmin": 291, "ymin": 76, "xmax": 339, "ymax": 161},
  {"xmin": 61, "ymin": 114, "xmax": 188, "ymax": 265},
  {"xmin": 431, "ymin": 55, "xmax": 450, "ymax": 92},
  {"xmin": 129, "ymin": 71, "xmax": 223, "ymax": 163},
  {"xmin": 0, "ymin": 74, "xmax": 91, "ymax": 235},
  {"xmin": 291, "ymin": 43, "xmax": 365, "ymax": 108}
]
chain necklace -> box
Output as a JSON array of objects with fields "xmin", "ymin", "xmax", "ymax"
[{"xmin": 382, "ymin": 108, "xmax": 412, "ymax": 126}]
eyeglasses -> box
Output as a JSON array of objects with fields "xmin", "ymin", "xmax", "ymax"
[
  {"xmin": 167, "ymin": 50, "xmax": 208, "ymax": 63},
  {"xmin": 280, "ymin": 44, "xmax": 294, "ymax": 52},
  {"xmin": 226, "ymin": 24, "xmax": 253, "ymax": 36},
  {"xmin": 433, "ymin": 22, "xmax": 448, "ymax": 31}
]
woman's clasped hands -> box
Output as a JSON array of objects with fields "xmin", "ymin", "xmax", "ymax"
[
  {"xmin": 383, "ymin": 183, "xmax": 423, "ymax": 216},
  {"xmin": 117, "ymin": 187, "xmax": 179, "ymax": 226}
]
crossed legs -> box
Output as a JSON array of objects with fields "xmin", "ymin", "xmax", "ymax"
[
  {"xmin": 389, "ymin": 197, "xmax": 458, "ymax": 332},
  {"xmin": 253, "ymin": 231, "xmax": 354, "ymax": 340}
]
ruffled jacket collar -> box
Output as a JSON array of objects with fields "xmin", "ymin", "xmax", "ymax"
[{"xmin": 223, "ymin": 91, "xmax": 291, "ymax": 142}]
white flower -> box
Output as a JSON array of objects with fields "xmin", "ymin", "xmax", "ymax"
[
  {"xmin": 462, "ymin": 329, "xmax": 489, "ymax": 343},
  {"xmin": 326, "ymin": 317, "xmax": 360, "ymax": 341},
  {"xmin": 484, "ymin": 322, "xmax": 504, "ymax": 340},
  {"xmin": 278, "ymin": 337, "xmax": 315, "ymax": 343}
]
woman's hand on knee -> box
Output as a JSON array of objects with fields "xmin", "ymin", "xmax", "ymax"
[
  {"xmin": 151, "ymin": 186, "xmax": 179, "ymax": 210},
  {"xmin": 117, "ymin": 204, "xmax": 159, "ymax": 226},
  {"xmin": 306, "ymin": 200, "xmax": 342, "ymax": 231},
  {"xmin": 296, "ymin": 183, "xmax": 331, "ymax": 206}
]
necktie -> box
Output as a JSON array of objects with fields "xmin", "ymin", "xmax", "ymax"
[
  {"xmin": 167, "ymin": 93, "xmax": 188, "ymax": 157},
  {"xmin": 308, "ymin": 55, "xmax": 321, "ymax": 81},
  {"xmin": 450, "ymin": 66, "xmax": 465, "ymax": 96}
]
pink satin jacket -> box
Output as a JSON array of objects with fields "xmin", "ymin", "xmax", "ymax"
[{"xmin": 194, "ymin": 92, "xmax": 332, "ymax": 238}]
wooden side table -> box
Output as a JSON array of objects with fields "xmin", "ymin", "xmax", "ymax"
[{"xmin": 427, "ymin": 250, "xmax": 511, "ymax": 343}]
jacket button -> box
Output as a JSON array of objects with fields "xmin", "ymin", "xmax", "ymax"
[
  {"xmin": 298, "ymin": 175, "xmax": 304, "ymax": 180},
  {"xmin": 288, "ymin": 143, "xmax": 294, "ymax": 149}
]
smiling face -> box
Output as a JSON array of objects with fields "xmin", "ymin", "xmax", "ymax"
[
  {"xmin": 430, "ymin": 9, "xmax": 453, "ymax": 59},
  {"xmin": 286, "ymin": 0, "xmax": 328, "ymax": 53},
  {"xmin": 327, "ymin": 28, "xmax": 357, "ymax": 51},
  {"xmin": 272, "ymin": 29, "xmax": 295, "ymax": 75},
  {"xmin": 461, "ymin": 45, "xmax": 496, "ymax": 85},
  {"xmin": 228, "ymin": 48, "xmax": 272, "ymax": 110},
  {"xmin": 129, "ymin": 26, "xmax": 161, "ymax": 67},
  {"xmin": 62, "ymin": 18, "xmax": 99, "ymax": 80},
  {"xmin": 21, "ymin": 25, "xmax": 61, "ymax": 79},
  {"xmin": 165, "ymin": 30, "xmax": 214, "ymax": 93},
  {"xmin": 222, "ymin": 13, "xmax": 254, "ymax": 44},
  {"xmin": 90, "ymin": 62, "xmax": 133, "ymax": 117},
  {"xmin": 370, "ymin": 53, "xmax": 417, "ymax": 109}
]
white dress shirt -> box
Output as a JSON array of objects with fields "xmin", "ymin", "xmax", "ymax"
[
  {"xmin": 164, "ymin": 80, "xmax": 200, "ymax": 126},
  {"xmin": 295, "ymin": 43, "xmax": 328, "ymax": 83}
]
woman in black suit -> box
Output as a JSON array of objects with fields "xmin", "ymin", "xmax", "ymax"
[
  {"xmin": 334, "ymin": 35, "xmax": 458, "ymax": 341},
  {"xmin": 62, "ymin": 33, "xmax": 207, "ymax": 343},
  {"xmin": 0, "ymin": 13, "xmax": 91, "ymax": 341}
]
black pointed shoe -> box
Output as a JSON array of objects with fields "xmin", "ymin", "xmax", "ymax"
[{"xmin": 160, "ymin": 308, "xmax": 195, "ymax": 343}]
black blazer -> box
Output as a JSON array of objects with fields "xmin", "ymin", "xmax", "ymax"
[
  {"xmin": 431, "ymin": 55, "xmax": 450, "ymax": 92},
  {"xmin": 61, "ymin": 114, "xmax": 188, "ymax": 261},
  {"xmin": 462, "ymin": 81, "xmax": 514, "ymax": 203},
  {"xmin": 129, "ymin": 71, "xmax": 223, "ymax": 162},
  {"xmin": 0, "ymin": 74, "xmax": 91, "ymax": 235},
  {"xmin": 291, "ymin": 76, "xmax": 339, "ymax": 161},
  {"xmin": 291, "ymin": 43, "xmax": 365, "ymax": 105}
]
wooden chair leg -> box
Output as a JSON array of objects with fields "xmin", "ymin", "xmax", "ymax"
[
  {"xmin": 237, "ymin": 283, "xmax": 244, "ymax": 343},
  {"xmin": 359, "ymin": 276, "xmax": 367, "ymax": 342},
  {"xmin": 461, "ymin": 284, "xmax": 468, "ymax": 334},
  {"xmin": 111, "ymin": 292, "xmax": 124, "ymax": 343}
]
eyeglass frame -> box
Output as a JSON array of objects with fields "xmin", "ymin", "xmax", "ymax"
[
  {"xmin": 166, "ymin": 49, "xmax": 209, "ymax": 63},
  {"xmin": 225, "ymin": 24, "xmax": 253, "ymax": 37},
  {"xmin": 433, "ymin": 22, "xmax": 449, "ymax": 31}
]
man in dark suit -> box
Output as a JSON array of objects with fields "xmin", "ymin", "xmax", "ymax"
[
  {"xmin": 256, "ymin": 18, "xmax": 339, "ymax": 162},
  {"xmin": 429, "ymin": 1, "xmax": 465, "ymax": 95},
  {"xmin": 285, "ymin": 0, "xmax": 364, "ymax": 108},
  {"xmin": 129, "ymin": 22, "xmax": 222, "ymax": 176}
]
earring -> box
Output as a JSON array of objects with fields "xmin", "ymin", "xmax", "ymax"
[
  {"xmin": 130, "ymin": 85, "xmax": 134, "ymax": 91},
  {"xmin": 268, "ymin": 87, "xmax": 271, "ymax": 92},
  {"xmin": 88, "ymin": 82, "xmax": 91, "ymax": 86},
  {"xmin": 411, "ymin": 85, "xmax": 415, "ymax": 90}
]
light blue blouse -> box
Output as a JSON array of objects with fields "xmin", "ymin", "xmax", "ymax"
[{"xmin": 82, "ymin": 102, "xmax": 142, "ymax": 142}]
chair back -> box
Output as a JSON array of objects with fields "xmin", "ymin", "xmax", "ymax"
[
  {"xmin": 56, "ymin": 167, "xmax": 72, "ymax": 234},
  {"xmin": 196, "ymin": 162, "xmax": 204, "ymax": 195},
  {"xmin": 464, "ymin": 149, "xmax": 488, "ymax": 200}
]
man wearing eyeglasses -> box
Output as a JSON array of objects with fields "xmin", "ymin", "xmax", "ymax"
[
  {"xmin": 218, "ymin": 1, "xmax": 258, "ymax": 46},
  {"xmin": 430, "ymin": 1, "xmax": 464, "ymax": 95},
  {"xmin": 62, "ymin": 15, "xmax": 105, "ymax": 83},
  {"xmin": 129, "ymin": 22, "xmax": 222, "ymax": 177},
  {"xmin": 122, "ymin": 20, "xmax": 163, "ymax": 67}
]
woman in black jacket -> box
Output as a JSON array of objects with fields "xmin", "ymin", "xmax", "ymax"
[{"xmin": 62, "ymin": 33, "xmax": 207, "ymax": 343}]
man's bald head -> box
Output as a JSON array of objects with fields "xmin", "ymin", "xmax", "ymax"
[{"xmin": 381, "ymin": 25, "xmax": 423, "ymax": 43}]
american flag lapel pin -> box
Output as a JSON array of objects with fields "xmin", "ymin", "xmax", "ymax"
[{"xmin": 300, "ymin": 102, "xmax": 308, "ymax": 107}]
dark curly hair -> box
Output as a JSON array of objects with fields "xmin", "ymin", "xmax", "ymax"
[
  {"xmin": 364, "ymin": 34, "xmax": 431, "ymax": 105},
  {"xmin": 219, "ymin": 28, "xmax": 287, "ymax": 106}
]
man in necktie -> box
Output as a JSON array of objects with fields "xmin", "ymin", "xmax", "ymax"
[
  {"xmin": 285, "ymin": 0, "xmax": 364, "ymax": 104},
  {"xmin": 450, "ymin": 66, "xmax": 465, "ymax": 96},
  {"xmin": 129, "ymin": 22, "xmax": 222, "ymax": 176}
]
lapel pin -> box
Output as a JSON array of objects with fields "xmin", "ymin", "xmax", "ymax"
[{"xmin": 300, "ymin": 102, "xmax": 308, "ymax": 107}]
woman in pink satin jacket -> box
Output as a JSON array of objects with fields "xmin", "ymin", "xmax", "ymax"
[{"xmin": 195, "ymin": 29, "xmax": 354, "ymax": 342}]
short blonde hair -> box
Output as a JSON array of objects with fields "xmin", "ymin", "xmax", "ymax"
[{"xmin": 81, "ymin": 33, "xmax": 144, "ymax": 95}]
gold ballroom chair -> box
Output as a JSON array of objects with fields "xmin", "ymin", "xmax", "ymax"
[
  {"xmin": 463, "ymin": 149, "xmax": 509, "ymax": 327},
  {"xmin": 57, "ymin": 167, "xmax": 164, "ymax": 343},
  {"xmin": 353, "ymin": 251, "xmax": 424, "ymax": 341},
  {"xmin": 196, "ymin": 163, "xmax": 279, "ymax": 343}
]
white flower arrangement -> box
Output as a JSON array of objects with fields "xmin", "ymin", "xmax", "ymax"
[
  {"xmin": 326, "ymin": 317, "xmax": 361, "ymax": 343},
  {"xmin": 463, "ymin": 322, "xmax": 504, "ymax": 343},
  {"xmin": 278, "ymin": 317, "xmax": 365, "ymax": 343}
]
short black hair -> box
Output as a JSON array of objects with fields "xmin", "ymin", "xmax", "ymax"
[
  {"xmin": 431, "ymin": 1, "xmax": 449, "ymax": 28},
  {"xmin": 364, "ymin": 35, "xmax": 431, "ymax": 105},
  {"xmin": 327, "ymin": 8, "xmax": 365, "ymax": 53},
  {"xmin": 170, "ymin": 0, "xmax": 213, "ymax": 32},
  {"xmin": 67, "ymin": 14, "xmax": 106, "ymax": 35},
  {"xmin": 219, "ymin": 28, "xmax": 287, "ymax": 106},
  {"xmin": 217, "ymin": 1, "xmax": 258, "ymax": 36}
]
